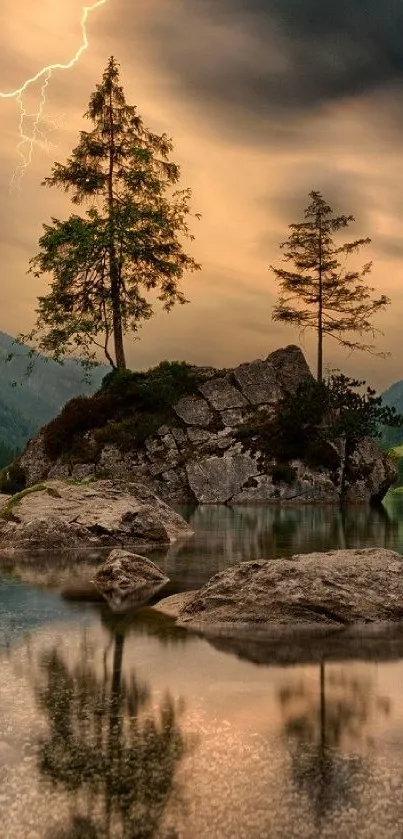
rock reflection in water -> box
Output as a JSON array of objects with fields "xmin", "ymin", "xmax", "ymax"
[
  {"xmin": 34, "ymin": 614, "xmax": 187, "ymax": 839},
  {"xmin": 2, "ymin": 498, "xmax": 402, "ymax": 598},
  {"xmin": 277, "ymin": 664, "xmax": 391, "ymax": 827},
  {"xmin": 153, "ymin": 502, "xmax": 400, "ymax": 589}
]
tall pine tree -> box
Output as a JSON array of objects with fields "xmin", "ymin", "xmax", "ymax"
[
  {"xmin": 271, "ymin": 191, "xmax": 389, "ymax": 381},
  {"xmin": 27, "ymin": 57, "xmax": 200, "ymax": 370}
]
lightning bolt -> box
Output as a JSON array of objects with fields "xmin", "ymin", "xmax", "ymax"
[{"xmin": 0, "ymin": 0, "xmax": 108, "ymax": 190}]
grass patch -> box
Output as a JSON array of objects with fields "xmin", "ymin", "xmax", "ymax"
[{"xmin": 1, "ymin": 483, "xmax": 48, "ymax": 521}]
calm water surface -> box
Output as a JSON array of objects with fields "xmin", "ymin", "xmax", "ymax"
[{"xmin": 3, "ymin": 496, "xmax": 403, "ymax": 838}]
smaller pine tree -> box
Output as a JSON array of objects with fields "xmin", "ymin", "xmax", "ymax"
[{"xmin": 271, "ymin": 191, "xmax": 389, "ymax": 381}]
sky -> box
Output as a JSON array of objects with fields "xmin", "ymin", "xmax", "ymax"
[{"xmin": 1, "ymin": 1, "xmax": 403, "ymax": 389}]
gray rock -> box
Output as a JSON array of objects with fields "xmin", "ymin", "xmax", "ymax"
[
  {"xmin": 344, "ymin": 437, "xmax": 397, "ymax": 504},
  {"xmin": 173, "ymin": 395, "xmax": 214, "ymax": 426},
  {"xmin": 233, "ymin": 359, "xmax": 282, "ymax": 405},
  {"xmin": 18, "ymin": 434, "xmax": 52, "ymax": 486},
  {"xmin": 199, "ymin": 375, "xmax": 248, "ymax": 410},
  {"xmin": 186, "ymin": 451, "xmax": 260, "ymax": 502},
  {"xmin": 231, "ymin": 467, "xmax": 339, "ymax": 504},
  {"xmin": 0, "ymin": 480, "xmax": 193, "ymax": 552},
  {"xmin": 171, "ymin": 427, "xmax": 188, "ymax": 447},
  {"xmin": 219, "ymin": 408, "xmax": 246, "ymax": 427},
  {"xmin": 71, "ymin": 463, "xmax": 95, "ymax": 480},
  {"xmin": 230, "ymin": 474, "xmax": 276, "ymax": 503},
  {"xmin": 178, "ymin": 548, "xmax": 403, "ymax": 627},
  {"xmin": 199, "ymin": 433, "xmax": 234, "ymax": 453},
  {"xmin": 267, "ymin": 344, "xmax": 313, "ymax": 392},
  {"xmin": 94, "ymin": 549, "xmax": 169, "ymax": 612},
  {"xmin": 153, "ymin": 591, "xmax": 198, "ymax": 617},
  {"xmin": 0, "ymin": 516, "xmax": 88, "ymax": 552},
  {"xmin": 187, "ymin": 427, "xmax": 212, "ymax": 444}
]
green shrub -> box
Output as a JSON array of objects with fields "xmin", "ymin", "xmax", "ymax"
[
  {"xmin": 1, "ymin": 483, "xmax": 47, "ymax": 521},
  {"xmin": 236, "ymin": 374, "xmax": 403, "ymax": 473},
  {"xmin": 101, "ymin": 360, "xmax": 199, "ymax": 409},
  {"xmin": 0, "ymin": 442, "xmax": 20, "ymax": 470},
  {"xmin": 42, "ymin": 360, "xmax": 200, "ymax": 461},
  {"xmin": 0, "ymin": 461, "xmax": 27, "ymax": 495},
  {"xmin": 270, "ymin": 463, "xmax": 297, "ymax": 485}
]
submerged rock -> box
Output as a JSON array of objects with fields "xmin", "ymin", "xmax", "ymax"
[
  {"xmin": 173, "ymin": 548, "xmax": 403, "ymax": 627},
  {"xmin": 0, "ymin": 479, "xmax": 193, "ymax": 552},
  {"xmin": 94, "ymin": 549, "xmax": 169, "ymax": 612}
]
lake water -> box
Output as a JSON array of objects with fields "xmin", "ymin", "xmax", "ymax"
[{"xmin": 3, "ymin": 495, "xmax": 403, "ymax": 838}]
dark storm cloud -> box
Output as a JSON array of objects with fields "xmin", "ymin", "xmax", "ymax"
[
  {"xmin": 259, "ymin": 166, "xmax": 373, "ymax": 226},
  {"xmin": 147, "ymin": 0, "xmax": 403, "ymax": 122},
  {"xmin": 253, "ymin": 164, "xmax": 373, "ymax": 262}
]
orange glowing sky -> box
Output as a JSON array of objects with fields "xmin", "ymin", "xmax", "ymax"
[{"xmin": 1, "ymin": 0, "xmax": 403, "ymax": 389}]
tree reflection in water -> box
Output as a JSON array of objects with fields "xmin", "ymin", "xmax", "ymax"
[
  {"xmin": 277, "ymin": 664, "xmax": 391, "ymax": 828},
  {"xmin": 34, "ymin": 618, "xmax": 187, "ymax": 839}
]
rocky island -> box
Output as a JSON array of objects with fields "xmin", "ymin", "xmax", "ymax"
[{"xmin": 1, "ymin": 345, "xmax": 396, "ymax": 505}]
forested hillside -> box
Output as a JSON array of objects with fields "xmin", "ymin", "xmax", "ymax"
[
  {"xmin": 0, "ymin": 332, "xmax": 108, "ymax": 463},
  {"xmin": 380, "ymin": 380, "xmax": 403, "ymax": 449}
]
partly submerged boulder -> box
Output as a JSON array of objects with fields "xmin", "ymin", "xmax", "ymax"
[
  {"xmin": 94, "ymin": 549, "xmax": 169, "ymax": 612},
  {"xmin": 173, "ymin": 548, "xmax": 403, "ymax": 627},
  {"xmin": 0, "ymin": 479, "xmax": 193, "ymax": 552}
]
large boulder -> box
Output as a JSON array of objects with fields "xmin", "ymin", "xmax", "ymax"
[
  {"xmin": 268, "ymin": 344, "xmax": 313, "ymax": 393},
  {"xmin": 199, "ymin": 375, "xmax": 248, "ymax": 410},
  {"xmin": 344, "ymin": 437, "xmax": 397, "ymax": 503},
  {"xmin": 0, "ymin": 479, "xmax": 193, "ymax": 553},
  {"xmin": 186, "ymin": 448, "xmax": 260, "ymax": 503},
  {"xmin": 233, "ymin": 359, "xmax": 281, "ymax": 405},
  {"xmin": 175, "ymin": 548, "xmax": 403, "ymax": 627},
  {"xmin": 173, "ymin": 395, "xmax": 214, "ymax": 426},
  {"xmin": 94, "ymin": 549, "xmax": 169, "ymax": 612}
]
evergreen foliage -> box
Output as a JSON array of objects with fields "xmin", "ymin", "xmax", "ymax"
[
  {"xmin": 26, "ymin": 57, "xmax": 200, "ymax": 370},
  {"xmin": 237, "ymin": 374, "xmax": 403, "ymax": 470},
  {"xmin": 271, "ymin": 191, "xmax": 389, "ymax": 381},
  {"xmin": 0, "ymin": 442, "xmax": 20, "ymax": 470}
]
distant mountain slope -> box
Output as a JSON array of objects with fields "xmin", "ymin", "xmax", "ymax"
[
  {"xmin": 0, "ymin": 332, "xmax": 109, "ymax": 450},
  {"xmin": 380, "ymin": 379, "xmax": 403, "ymax": 449}
]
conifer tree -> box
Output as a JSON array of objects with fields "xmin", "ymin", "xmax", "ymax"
[
  {"xmin": 27, "ymin": 57, "xmax": 200, "ymax": 370},
  {"xmin": 271, "ymin": 191, "xmax": 389, "ymax": 382}
]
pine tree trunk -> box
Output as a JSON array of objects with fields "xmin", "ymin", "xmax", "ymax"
[
  {"xmin": 110, "ymin": 262, "xmax": 126, "ymax": 371},
  {"xmin": 107, "ymin": 88, "xmax": 126, "ymax": 371},
  {"xmin": 317, "ymin": 213, "xmax": 323, "ymax": 383},
  {"xmin": 317, "ymin": 319, "xmax": 323, "ymax": 383}
]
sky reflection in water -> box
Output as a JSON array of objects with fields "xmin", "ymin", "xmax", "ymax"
[{"xmin": 2, "ymin": 497, "xmax": 403, "ymax": 836}]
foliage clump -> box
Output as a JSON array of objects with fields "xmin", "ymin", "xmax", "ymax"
[
  {"xmin": 270, "ymin": 463, "xmax": 298, "ymax": 485},
  {"xmin": 236, "ymin": 374, "xmax": 403, "ymax": 474},
  {"xmin": 1, "ymin": 483, "xmax": 48, "ymax": 521},
  {"xmin": 42, "ymin": 360, "xmax": 200, "ymax": 460},
  {"xmin": 0, "ymin": 461, "xmax": 27, "ymax": 495},
  {"xmin": 0, "ymin": 442, "xmax": 20, "ymax": 471}
]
